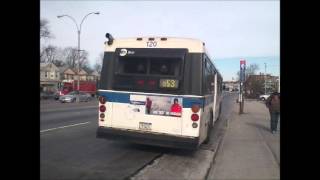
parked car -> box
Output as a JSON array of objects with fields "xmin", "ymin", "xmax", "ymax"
[
  {"xmin": 53, "ymin": 91, "xmax": 62, "ymax": 100},
  {"xmin": 59, "ymin": 91, "xmax": 92, "ymax": 103},
  {"xmin": 259, "ymin": 94, "xmax": 270, "ymax": 101},
  {"xmin": 40, "ymin": 92, "xmax": 55, "ymax": 100}
]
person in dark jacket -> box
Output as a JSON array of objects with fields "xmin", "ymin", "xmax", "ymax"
[
  {"xmin": 146, "ymin": 98, "xmax": 152, "ymax": 114},
  {"xmin": 265, "ymin": 92, "xmax": 280, "ymax": 134}
]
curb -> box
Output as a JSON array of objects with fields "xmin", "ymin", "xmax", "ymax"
[
  {"xmin": 41, "ymin": 105, "xmax": 98, "ymax": 113},
  {"xmin": 204, "ymin": 104, "xmax": 237, "ymax": 179},
  {"xmin": 203, "ymin": 127, "xmax": 227, "ymax": 180}
]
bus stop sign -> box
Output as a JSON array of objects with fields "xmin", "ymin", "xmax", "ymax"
[
  {"xmin": 240, "ymin": 60, "xmax": 246, "ymax": 69},
  {"xmin": 240, "ymin": 59, "xmax": 246, "ymax": 82}
]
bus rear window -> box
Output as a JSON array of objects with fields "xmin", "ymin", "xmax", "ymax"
[
  {"xmin": 117, "ymin": 56, "xmax": 182, "ymax": 76},
  {"xmin": 119, "ymin": 57, "xmax": 148, "ymax": 74},
  {"xmin": 113, "ymin": 56, "xmax": 184, "ymax": 93}
]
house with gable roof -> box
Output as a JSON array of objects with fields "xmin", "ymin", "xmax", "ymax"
[{"xmin": 40, "ymin": 62, "xmax": 61, "ymax": 93}]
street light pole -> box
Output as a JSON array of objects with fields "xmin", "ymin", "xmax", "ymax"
[
  {"xmin": 264, "ymin": 63, "xmax": 267, "ymax": 94},
  {"xmin": 77, "ymin": 30, "xmax": 80, "ymax": 93},
  {"xmin": 278, "ymin": 75, "xmax": 280, "ymax": 93},
  {"xmin": 57, "ymin": 12, "xmax": 100, "ymax": 102}
]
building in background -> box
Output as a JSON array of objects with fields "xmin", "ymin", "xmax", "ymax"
[
  {"xmin": 223, "ymin": 80, "xmax": 239, "ymax": 92},
  {"xmin": 40, "ymin": 63, "xmax": 61, "ymax": 93},
  {"xmin": 59, "ymin": 67, "xmax": 100, "ymax": 82},
  {"xmin": 244, "ymin": 73, "xmax": 279, "ymax": 98},
  {"xmin": 40, "ymin": 63, "xmax": 101, "ymax": 95}
]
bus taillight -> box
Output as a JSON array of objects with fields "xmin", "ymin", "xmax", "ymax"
[
  {"xmin": 191, "ymin": 114, "xmax": 199, "ymax": 121},
  {"xmin": 99, "ymin": 96, "xmax": 106, "ymax": 104},
  {"xmin": 100, "ymin": 105, "xmax": 106, "ymax": 112},
  {"xmin": 191, "ymin": 104, "xmax": 200, "ymax": 113}
]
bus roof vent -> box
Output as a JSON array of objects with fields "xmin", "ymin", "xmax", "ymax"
[
  {"xmin": 160, "ymin": 37, "xmax": 167, "ymax": 41},
  {"xmin": 148, "ymin": 37, "xmax": 155, "ymax": 41},
  {"xmin": 137, "ymin": 37, "xmax": 143, "ymax": 41}
]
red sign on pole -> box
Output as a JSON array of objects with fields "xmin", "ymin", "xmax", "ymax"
[{"xmin": 240, "ymin": 59, "xmax": 246, "ymax": 82}]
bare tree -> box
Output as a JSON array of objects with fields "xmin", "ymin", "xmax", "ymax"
[
  {"xmin": 94, "ymin": 52, "xmax": 104, "ymax": 73},
  {"xmin": 246, "ymin": 64, "xmax": 259, "ymax": 77},
  {"xmin": 61, "ymin": 47, "xmax": 78, "ymax": 68},
  {"xmin": 53, "ymin": 60, "xmax": 65, "ymax": 67},
  {"xmin": 53, "ymin": 47, "xmax": 67, "ymax": 67},
  {"xmin": 236, "ymin": 63, "xmax": 260, "ymax": 81},
  {"xmin": 82, "ymin": 64, "xmax": 93, "ymax": 74},
  {"xmin": 60, "ymin": 47, "xmax": 89, "ymax": 69},
  {"xmin": 40, "ymin": 19, "xmax": 55, "ymax": 63},
  {"xmin": 237, "ymin": 63, "xmax": 263, "ymax": 98},
  {"xmin": 41, "ymin": 45, "xmax": 58, "ymax": 63},
  {"xmin": 40, "ymin": 46, "xmax": 46, "ymax": 62},
  {"xmin": 79, "ymin": 50, "xmax": 90, "ymax": 69},
  {"xmin": 40, "ymin": 19, "xmax": 53, "ymax": 40}
]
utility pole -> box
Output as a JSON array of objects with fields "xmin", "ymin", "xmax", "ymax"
[
  {"xmin": 264, "ymin": 63, "xmax": 267, "ymax": 94},
  {"xmin": 239, "ymin": 59, "xmax": 246, "ymax": 114},
  {"xmin": 57, "ymin": 12, "xmax": 100, "ymax": 102},
  {"xmin": 278, "ymin": 75, "xmax": 280, "ymax": 93},
  {"xmin": 278, "ymin": 64, "xmax": 280, "ymax": 93}
]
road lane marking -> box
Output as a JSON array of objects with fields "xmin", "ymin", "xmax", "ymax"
[
  {"xmin": 40, "ymin": 121, "xmax": 91, "ymax": 133},
  {"xmin": 41, "ymin": 105, "xmax": 98, "ymax": 113}
]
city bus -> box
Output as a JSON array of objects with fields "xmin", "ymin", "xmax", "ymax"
[{"xmin": 96, "ymin": 33, "xmax": 223, "ymax": 149}]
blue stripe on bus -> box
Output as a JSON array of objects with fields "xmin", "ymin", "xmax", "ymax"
[
  {"xmin": 183, "ymin": 97, "xmax": 204, "ymax": 108},
  {"xmin": 98, "ymin": 91, "xmax": 205, "ymax": 108},
  {"xmin": 99, "ymin": 91, "xmax": 130, "ymax": 103}
]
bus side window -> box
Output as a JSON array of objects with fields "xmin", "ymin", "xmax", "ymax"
[{"xmin": 204, "ymin": 56, "xmax": 214, "ymax": 94}]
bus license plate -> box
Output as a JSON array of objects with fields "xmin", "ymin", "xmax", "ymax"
[{"xmin": 139, "ymin": 122, "xmax": 152, "ymax": 131}]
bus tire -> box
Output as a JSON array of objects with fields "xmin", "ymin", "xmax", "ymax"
[
  {"xmin": 203, "ymin": 112, "xmax": 213, "ymax": 144},
  {"xmin": 218, "ymin": 102, "xmax": 222, "ymax": 119}
]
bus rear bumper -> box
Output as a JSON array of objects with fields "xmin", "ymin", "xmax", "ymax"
[{"xmin": 96, "ymin": 127, "xmax": 199, "ymax": 150}]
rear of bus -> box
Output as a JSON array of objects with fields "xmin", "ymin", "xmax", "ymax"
[{"xmin": 96, "ymin": 36, "xmax": 206, "ymax": 149}]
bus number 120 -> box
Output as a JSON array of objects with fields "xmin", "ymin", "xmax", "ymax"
[{"xmin": 147, "ymin": 41, "xmax": 157, "ymax": 47}]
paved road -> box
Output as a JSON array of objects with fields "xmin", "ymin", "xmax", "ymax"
[{"xmin": 40, "ymin": 92, "xmax": 237, "ymax": 180}]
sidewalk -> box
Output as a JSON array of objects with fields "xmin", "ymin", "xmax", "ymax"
[{"xmin": 207, "ymin": 100, "xmax": 280, "ymax": 180}]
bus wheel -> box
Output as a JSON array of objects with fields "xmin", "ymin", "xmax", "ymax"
[
  {"xmin": 218, "ymin": 102, "xmax": 222, "ymax": 119},
  {"xmin": 203, "ymin": 124, "xmax": 211, "ymax": 144},
  {"xmin": 203, "ymin": 113, "xmax": 213, "ymax": 144}
]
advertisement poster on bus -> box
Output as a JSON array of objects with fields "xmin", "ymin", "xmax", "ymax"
[{"xmin": 145, "ymin": 96, "xmax": 183, "ymax": 117}]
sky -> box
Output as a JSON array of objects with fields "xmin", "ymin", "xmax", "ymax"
[{"xmin": 40, "ymin": 0, "xmax": 279, "ymax": 81}]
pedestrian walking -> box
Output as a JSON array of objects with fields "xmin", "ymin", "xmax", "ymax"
[{"xmin": 265, "ymin": 92, "xmax": 280, "ymax": 134}]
